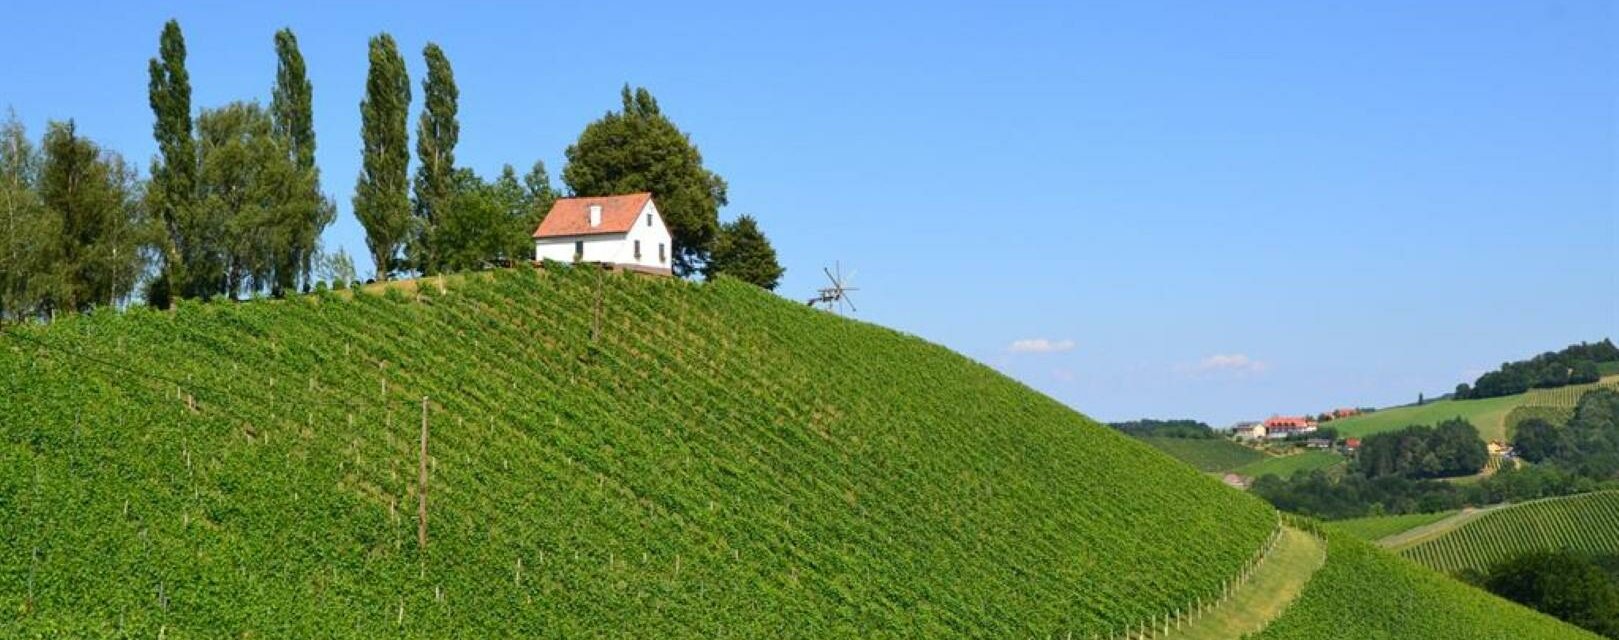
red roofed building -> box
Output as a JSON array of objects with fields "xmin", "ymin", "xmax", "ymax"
[
  {"xmin": 1332, "ymin": 408, "xmax": 1360, "ymax": 419},
  {"xmin": 1263, "ymin": 415, "xmax": 1318, "ymax": 439},
  {"xmin": 533, "ymin": 193, "xmax": 672, "ymax": 274}
]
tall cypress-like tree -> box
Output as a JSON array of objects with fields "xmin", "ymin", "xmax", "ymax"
[
  {"xmin": 410, "ymin": 42, "xmax": 459, "ymax": 275},
  {"xmin": 564, "ymin": 85, "xmax": 727, "ymax": 277},
  {"xmin": 271, "ymin": 28, "xmax": 333, "ymax": 294},
  {"xmin": 147, "ymin": 18, "xmax": 197, "ymax": 304},
  {"xmin": 353, "ymin": 33, "xmax": 411, "ymax": 280}
]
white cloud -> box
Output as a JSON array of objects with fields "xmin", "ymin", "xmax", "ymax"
[
  {"xmin": 1180, "ymin": 353, "xmax": 1269, "ymax": 376},
  {"xmin": 1009, "ymin": 338, "xmax": 1076, "ymax": 354}
]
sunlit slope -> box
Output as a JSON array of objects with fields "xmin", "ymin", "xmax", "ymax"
[
  {"xmin": 1253, "ymin": 530, "xmax": 1598, "ymax": 639},
  {"xmin": 0, "ymin": 267, "xmax": 1276, "ymax": 637}
]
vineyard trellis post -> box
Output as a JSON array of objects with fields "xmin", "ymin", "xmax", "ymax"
[{"xmin": 418, "ymin": 395, "xmax": 430, "ymax": 551}]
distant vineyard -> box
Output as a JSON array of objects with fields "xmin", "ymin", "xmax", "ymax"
[
  {"xmin": 1503, "ymin": 378, "xmax": 1619, "ymax": 437},
  {"xmin": 1401, "ymin": 491, "xmax": 1619, "ymax": 575},
  {"xmin": 1141, "ymin": 437, "xmax": 1266, "ymax": 473}
]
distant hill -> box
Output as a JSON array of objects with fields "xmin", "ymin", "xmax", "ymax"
[
  {"xmin": 0, "ymin": 266, "xmax": 1589, "ymax": 637},
  {"xmin": 1329, "ymin": 376, "xmax": 1619, "ymax": 442}
]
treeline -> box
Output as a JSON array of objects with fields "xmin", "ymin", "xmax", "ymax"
[
  {"xmin": 1356, "ymin": 419, "xmax": 1488, "ymax": 480},
  {"xmin": 1107, "ymin": 419, "xmax": 1215, "ymax": 439},
  {"xmin": 1456, "ymin": 339, "xmax": 1618, "ymax": 400},
  {"xmin": 1, "ymin": 20, "xmax": 785, "ymax": 323},
  {"xmin": 1253, "ymin": 461, "xmax": 1619, "ymax": 521}
]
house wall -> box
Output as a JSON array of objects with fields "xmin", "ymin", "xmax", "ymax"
[{"xmin": 534, "ymin": 200, "xmax": 674, "ymax": 271}]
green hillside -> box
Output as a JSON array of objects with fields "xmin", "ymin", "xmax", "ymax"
[
  {"xmin": 0, "ymin": 267, "xmax": 1285, "ymax": 637},
  {"xmin": 0, "ymin": 266, "xmax": 1590, "ymax": 638},
  {"xmin": 1252, "ymin": 528, "xmax": 1600, "ymax": 639},
  {"xmin": 1330, "ymin": 510, "xmax": 1458, "ymax": 542},
  {"xmin": 1139, "ymin": 437, "xmax": 1265, "ymax": 473},
  {"xmin": 1234, "ymin": 450, "xmax": 1345, "ymax": 479},
  {"xmin": 1401, "ymin": 491, "xmax": 1619, "ymax": 575},
  {"xmin": 1331, "ymin": 377, "xmax": 1619, "ymax": 442}
]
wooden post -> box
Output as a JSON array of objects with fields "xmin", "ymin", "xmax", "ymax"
[{"xmin": 418, "ymin": 396, "xmax": 429, "ymax": 550}]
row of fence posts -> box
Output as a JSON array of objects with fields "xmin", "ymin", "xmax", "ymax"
[{"xmin": 1100, "ymin": 513, "xmax": 1288, "ymax": 640}]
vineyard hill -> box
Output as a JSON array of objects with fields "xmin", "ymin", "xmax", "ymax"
[{"xmin": 0, "ymin": 267, "xmax": 1594, "ymax": 638}]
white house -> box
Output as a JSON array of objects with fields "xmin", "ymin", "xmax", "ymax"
[{"xmin": 533, "ymin": 192, "xmax": 673, "ymax": 274}]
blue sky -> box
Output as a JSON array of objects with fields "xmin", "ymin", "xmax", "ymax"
[{"xmin": 2, "ymin": 1, "xmax": 1613, "ymax": 425}]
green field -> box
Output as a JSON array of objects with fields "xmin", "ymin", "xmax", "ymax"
[
  {"xmin": 0, "ymin": 267, "xmax": 1289, "ymax": 637},
  {"xmin": 1252, "ymin": 529, "xmax": 1598, "ymax": 639},
  {"xmin": 1165, "ymin": 526, "xmax": 1326, "ymax": 640},
  {"xmin": 1140, "ymin": 437, "xmax": 1266, "ymax": 473},
  {"xmin": 1234, "ymin": 450, "xmax": 1345, "ymax": 479},
  {"xmin": 1330, "ymin": 511, "xmax": 1459, "ymax": 542},
  {"xmin": 1401, "ymin": 491, "xmax": 1619, "ymax": 576},
  {"xmin": 1331, "ymin": 377, "xmax": 1619, "ymax": 443}
]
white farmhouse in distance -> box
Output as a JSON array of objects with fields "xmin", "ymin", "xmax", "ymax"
[{"xmin": 533, "ymin": 192, "xmax": 673, "ymax": 274}]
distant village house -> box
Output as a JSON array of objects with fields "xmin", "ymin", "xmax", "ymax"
[
  {"xmin": 533, "ymin": 193, "xmax": 673, "ymax": 274},
  {"xmin": 1231, "ymin": 421, "xmax": 1267, "ymax": 441},
  {"xmin": 1263, "ymin": 415, "xmax": 1317, "ymax": 440}
]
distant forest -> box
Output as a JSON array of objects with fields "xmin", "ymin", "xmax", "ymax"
[
  {"xmin": 1455, "ymin": 339, "xmax": 1619, "ymax": 400},
  {"xmin": 1107, "ymin": 419, "xmax": 1215, "ymax": 439}
]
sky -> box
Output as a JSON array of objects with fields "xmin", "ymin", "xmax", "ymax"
[{"xmin": 1, "ymin": 1, "xmax": 1614, "ymax": 426}]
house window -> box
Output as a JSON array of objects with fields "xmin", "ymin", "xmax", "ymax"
[
  {"xmin": 646, "ymin": 213, "xmax": 652, "ymax": 227},
  {"xmin": 634, "ymin": 240, "xmax": 642, "ymax": 259},
  {"xmin": 574, "ymin": 241, "xmax": 584, "ymax": 261},
  {"xmin": 658, "ymin": 243, "xmax": 665, "ymax": 263}
]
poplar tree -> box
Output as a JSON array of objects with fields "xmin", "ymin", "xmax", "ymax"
[
  {"xmin": 353, "ymin": 33, "xmax": 411, "ymax": 280},
  {"xmin": 147, "ymin": 18, "xmax": 197, "ymax": 304},
  {"xmin": 410, "ymin": 42, "xmax": 459, "ymax": 274},
  {"xmin": 271, "ymin": 28, "xmax": 333, "ymax": 294}
]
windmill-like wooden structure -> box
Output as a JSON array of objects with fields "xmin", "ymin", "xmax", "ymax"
[{"xmin": 806, "ymin": 262, "xmax": 858, "ymax": 314}]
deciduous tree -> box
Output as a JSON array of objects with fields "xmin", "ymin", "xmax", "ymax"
[
  {"xmin": 563, "ymin": 85, "xmax": 726, "ymax": 276},
  {"xmin": 705, "ymin": 215, "xmax": 783, "ymax": 290},
  {"xmin": 38, "ymin": 121, "xmax": 144, "ymax": 313}
]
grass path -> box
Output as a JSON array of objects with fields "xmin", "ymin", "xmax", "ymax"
[
  {"xmin": 1162, "ymin": 526, "xmax": 1327, "ymax": 640},
  {"xmin": 1378, "ymin": 503, "xmax": 1515, "ymax": 551}
]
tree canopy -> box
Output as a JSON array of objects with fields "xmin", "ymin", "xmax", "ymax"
[
  {"xmin": 564, "ymin": 85, "xmax": 727, "ymax": 276},
  {"xmin": 705, "ymin": 215, "xmax": 783, "ymax": 290}
]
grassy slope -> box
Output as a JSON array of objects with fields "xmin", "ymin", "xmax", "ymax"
[
  {"xmin": 1234, "ymin": 450, "xmax": 1345, "ymax": 479},
  {"xmin": 1139, "ymin": 437, "xmax": 1265, "ymax": 473},
  {"xmin": 1332, "ymin": 376, "xmax": 1619, "ymax": 442},
  {"xmin": 1164, "ymin": 526, "xmax": 1326, "ymax": 640},
  {"xmin": 1330, "ymin": 510, "xmax": 1459, "ymax": 542},
  {"xmin": 0, "ymin": 267, "xmax": 1282, "ymax": 637},
  {"xmin": 1253, "ymin": 531, "xmax": 1598, "ymax": 640},
  {"xmin": 1401, "ymin": 491, "xmax": 1619, "ymax": 575}
]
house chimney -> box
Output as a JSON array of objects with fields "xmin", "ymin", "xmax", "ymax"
[{"xmin": 588, "ymin": 204, "xmax": 602, "ymax": 228}]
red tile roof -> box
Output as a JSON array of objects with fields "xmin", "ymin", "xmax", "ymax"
[
  {"xmin": 533, "ymin": 193, "xmax": 653, "ymax": 238},
  {"xmin": 1265, "ymin": 416, "xmax": 1315, "ymax": 429}
]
